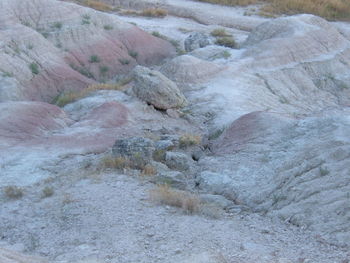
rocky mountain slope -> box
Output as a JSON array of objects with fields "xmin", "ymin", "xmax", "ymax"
[{"xmin": 0, "ymin": 0, "xmax": 349, "ymax": 262}]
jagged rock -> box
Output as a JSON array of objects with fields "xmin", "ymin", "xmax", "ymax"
[
  {"xmin": 184, "ymin": 32, "xmax": 211, "ymax": 52},
  {"xmin": 132, "ymin": 66, "xmax": 187, "ymax": 110},
  {"xmin": 112, "ymin": 137, "xmax": 155, "ymax": 167}
]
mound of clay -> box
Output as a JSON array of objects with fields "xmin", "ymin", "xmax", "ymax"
[
  {"xmin": 199, "ymin": 110, "xmax": 350, "ymax": 246},
  {"xmin": 0, "ymin": 0, "xmax": 175, "ymax": 102},
  {"xmin": 0, "ymin": 248, "xmax": 47, "ymax": 263}
]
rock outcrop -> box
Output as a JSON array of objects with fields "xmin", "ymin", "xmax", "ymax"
[{"xmin": 199, "ymin": 110, "xmax": 350, "ymax": 246}]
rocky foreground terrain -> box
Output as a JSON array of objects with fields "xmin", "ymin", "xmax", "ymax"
[{"xmin": 0, "ymin": 0, "xmax": 350, "ymax": 262}]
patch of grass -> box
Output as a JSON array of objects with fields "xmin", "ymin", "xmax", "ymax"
[
  {"xmin": 179, "ymin": 134, "xmax": 201, "ymax": 148},
  {"xmin": 215, "ymin": 37, "xmax": 236, "ymax": 48},
  {"xmin": 140, "ymin": 8, "xmax": 168, "ymax": 17},
  {"xmin": 4, "ymin": 186, "xmax": 23, "ymax": 199},
  {"xmin": 99, "ymin": 65, "xmax": 109, "ymax": 75},
  {"xmin": 42, "ymin": 186, "xmax": 54, "ymax": 198},
  {"xmin": 152, "ymin": 31, "xmax": 163, "ymax": 38},
  {"xmin": 29, "ymin": 62, "xmax": 39, "ymax": 75},
  {"xmin": 89, "ymin": 55, "xmax": 101, "ymax": 63},
  {"xmin": 128, "ymin": 50, "xmax": 138, "ymax": 58},
  {"xmin": 103, "ymin": 24, "xmax": 113, "ymax": 30},
  {"xmin": 27, "ymin": 44, "xmax": 34, "ymax": 50},
  {"xmin": 150, "ymin": 184, "xmax": 201, "ymax": 214},
  {"xmin": 196, "ymin": 0, "xmax": 259, "ymax": 6},
  {"xmin": 178, "ymin": 27, "xmax": 192, "ymax": 33},
  {"xmin": 82, "ymin": 0, "xmax": 112, "ymax": 11},
  {"xmin": 54, "ymin": 83, "xmax": 124, "ymax": 106},
  {"xmin": 221, "ymin": 50, "xmax": 231, "ymax": 59},
  {"xmin": 119, "ymin": 58, "xmax": 130, "ymax": 65},
  {"xmin": 211, "ymin": 28, "xmax": 231, "ymax": 37},
  {"xmin": 41, "ymin": 32, "xmax": 49, "ymax": 38},
  {"xmin": 2, "ymin": 71, "xmax": 13, "ymax": 78}
]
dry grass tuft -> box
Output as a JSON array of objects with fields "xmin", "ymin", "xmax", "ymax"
[
  {"xmin": 211, "ymin": 28, "xmax": 231, "ymax": 37},
  {"xmin": 82, "ymin": 0, "xmax": 112, "ymax": 11},
  {"xmin": 141, "ymin": 8, "xmax": 168, "ymax": 17},
  {"xmin": 179, "ymin": 134, "xmax": 202, "ymax": 148},
  {"xmin": 215, "ymin": 37, "xmax": 236, "ymax": 48},
  {"xmin": 42, "ymin": 186, "xmax": 54, "ymax": 198},
  {"xmin": 150, "ymin": 185, "xmax": 201, "ymax": 214},
  {"xmin": 102, "ymin": 156, "xmax": 130, "ymax": 170},
  {"xmin": 262, "ymin": 0, "xmax": 350, "ymax": 21},
  {"xmin": 3, "ymin": 186, "xmax": 23, "ymax": 199},
  {"xmin": 141, "ymin": 164, "xmax": 157, "ymax": 176},
  {"xmin": 196, "ymin": 0, "xmax": 350, "ymax": 20},
  {"xmin": 54, "ymin": 83, "xmax": 124, "ymax": 107}
]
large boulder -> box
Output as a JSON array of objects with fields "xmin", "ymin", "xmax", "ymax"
[{"xmin": 132, "ymin": 66, "xmax": 187, "ymax": 110}]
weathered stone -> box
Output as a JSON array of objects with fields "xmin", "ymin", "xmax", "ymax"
[
  {"xmin": 165, "ymin": 152, "xmax": 192, "ymax": 171},
  {"xmin": 112, "ymin": 137, "xmax": 155, "ymax": 168},
  {"xmin": 132, "ymin": 66, "xmax": 187, "ymax": 110},
  {"xmin": 184, "ymin": 32, "xmax": 211, "ymax": 52}
]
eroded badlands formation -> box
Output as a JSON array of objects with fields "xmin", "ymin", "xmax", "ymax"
[{"xmin": 0, "ymin": 0, "xmax": 349, "ymax": 262}]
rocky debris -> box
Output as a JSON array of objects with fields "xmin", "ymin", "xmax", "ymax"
[
  {"xmin": 189, "ymin": 45, "xmax": 232, "ymax": 61},
  {"xmin": 160, "ymin": 55, "xmax": 223, "ymax": 86},
  {"xmin": 165, "ymin": 151, "xmax": 192, "ymax": 171},
  {"xmin": 132, "ymin": 66, "xmax": 187, "ymax": 109},
  {"xmin": 0, "ymin": 0, "xmax": 175, "ymax": 102},
  {"xmin": 184, "ymin": 32, "xmax": 211, "ymax": 52},
  {"xmin": 155, "ymin": 140, "xmax": 175, "ymax": 151},
  {"xmin": 199, "ymin": 110, "xmax": 350, "ymax": 246},
  {"xmin": 112, "ymin": 137, "xmax": 155, "ymax": 167},
  {"xmin": 0, "ymin": 248, "xmax": 47, "ymax": 263}
]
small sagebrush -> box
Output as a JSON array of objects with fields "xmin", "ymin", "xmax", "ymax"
[
  {"xmin": 42, "ymin": 186, "xmax": 54, "ymax": 198},
  {"xmin": 102, "ymin": 156, "xmax": 130, "ymax": 170},
  {"xmin": 82, "ymin": 0, "xmax": 112, "ymax": 11},
  {"xmin": 215, "ymin": 37, "xmax": 236, "ymax": 48},
  {"xmin": 211, "ymin": 28, "xmax": 231, "ymax": 37},
  {"xmin": 141, "ymin": 8, "xmax": 168, "ymax": 17},
  {"xmin": 141, "ymin": 164, "xmax": 157, "ymax": 176},
  {"xmin": 4, "ymin": 186, "xmax": 23, "ymax": 199},
  {"xmin": 150, "ymin": 185, "xmax": 201, "ymax": 214}
]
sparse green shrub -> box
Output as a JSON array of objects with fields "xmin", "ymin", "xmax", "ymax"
[
  {"xmin": 319, "ymin": 166, "xmax": 330, "ymax": 176},
  {"xmin": 215, "ymin": 37, "xmax": 236, "ymax": 48},
  {"xmin": 99, "ymin": 65, "xmax": 109, "ymax": 75},
  {"xmin": 128, "ymin": 50, "xmax": 138, "ymax": 58},
  {"xmin": 119, "ymin": 58, "xmax": 130, "ymax": 65},
  {"xmin": 41, "ymin": 32, "xmax": 49, "ymax": 38},
  {"xmin": 52, "ymin": 21, "xmax": 62, "ymax": 29},
  {"xmin": 102, "ymin": 156, "xmax": 130, "ymax": 169},
  {"xmin": 29, "ymin": 62, "xmax": 39, "ymax": 75},
  {"xmin": 89, "ymin": 55, "xmax": 101, "ymax": 63},
  {"xmin": 103, "ymin": 25, "xmax": 113, "ymax": 30},
  {"xmin": 4, "ymin": 186, "xmax": 23, "ymax": 199},
  {"xmin": 42, "ymin": 186, "xmax": 54, "ymax": 198}
]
